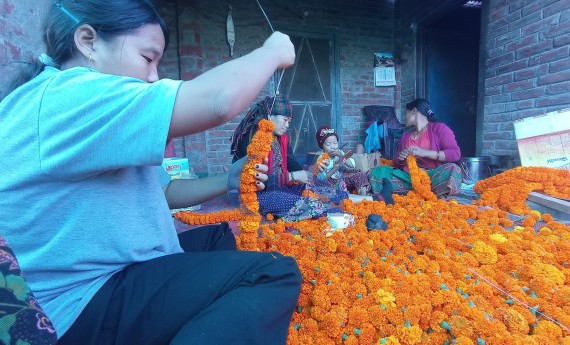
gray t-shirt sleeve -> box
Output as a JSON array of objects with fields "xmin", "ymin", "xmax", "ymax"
[
  {"xmin": 37, "ymin": 69, "xmax": 182, "ymax": 180},
  {"xmin": 156, "ymin": 165, "xmax": 172, "ymax": 188}
]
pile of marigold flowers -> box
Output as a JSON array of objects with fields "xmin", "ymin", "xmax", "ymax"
[
  {"xmin": 256, "ymin": 194, "xmax": 570, "ymax": 344},
  {"xmin": 474, "ymin": 166, "xmax": 570, "ymax": 215},
  {"xmin": 177, "ymin": 160, "xmax": 570, "ymax": 343}
]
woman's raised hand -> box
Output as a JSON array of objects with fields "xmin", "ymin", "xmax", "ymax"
[{"xmin": 262, "ymin": 32, "xmax": 295, "ymax": 69}]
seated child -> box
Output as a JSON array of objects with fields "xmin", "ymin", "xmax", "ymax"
[{"xmin": 315, "ymin": 126, "xmax": 370, "ymax": 195}]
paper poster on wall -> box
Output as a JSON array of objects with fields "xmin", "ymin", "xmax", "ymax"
[{"xmin": 373, "ymin": 52, "xmax": 396, "ymax": 87}]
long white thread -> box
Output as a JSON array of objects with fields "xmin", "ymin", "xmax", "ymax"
[
  {"xmin": 254, "ymin": 0, "xmax": 286, "ymax": 117},
  {"xmin": 468, "ymin": 268, "xmax": 570, "ymax": 332}
]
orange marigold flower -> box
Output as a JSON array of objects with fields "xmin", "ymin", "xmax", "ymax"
[
  {"xmin": 374, "ymin": 288, "xmax": 397, "ymax": 308},
  {"xmin": 498, "ymin": 308, "xmax": 529, "ymax": 335},
  {"xmin": 312, "ymin": 153, "xmax": 330, "ymax": 174},
  {"xmin": 471, "ymin": 241, "xmax": 498, "ymax": 265},
  {"xmin": 541, "ymin": 213, "xmax": 554, "ymax": 223},
  {"xmin": 377, "ymin": 335, "xmax": 401, "ymax": 344},
  {"xmin": 381, "ymin": 157, "xmax": 394, "ymax": 167},
  {"xmin": 395, "ymin": 324, "xmax": 423, "ymax": 345},
  {"xmin": 174, "ymin": 209, "xmax": 243, "ymax": 225},
  {"xmin": 407, "ymin": 155, "xmax": 437, "ymax": 201},
  {"xmin": 455, "ymin": 336, "xmax": 475, "ymax": 345},
  {"xmin": 237, "ymin": 119, "xmax": 274, "ymax": 249},
  {"xmin": 533, "ymin": 320, "xmax": 563, "ymax": 341}
]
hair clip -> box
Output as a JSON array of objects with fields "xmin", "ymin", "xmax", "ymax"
[
  {"xmin": 38, "ymin": 53, "xmax": 60, "ymax": 68},
  {"xmin": 54, "ymin": 0, "xmax": 80, "ymax": 24}
]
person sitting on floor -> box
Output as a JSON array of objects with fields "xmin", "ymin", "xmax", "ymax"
[
  {"xmin": 230, "ymin": 95, "xmax": 334, "ymax": 221},
  {"xmin": 314, "ymin": 125, "xmax": 370, "ymax": 196},
  {"xmin": 370, "ymin": 98, "xmax": 462, "ymax": 199},
  {"xmin": 0, "ymin": 1, "xmax": 301, "ymax": 344}
]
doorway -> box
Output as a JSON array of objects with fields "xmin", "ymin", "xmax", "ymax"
[
  {"xmin": 419, "ymin": 4, "xmax": 481, "ymax": 157},
  {"xmin": 277, "ymin": 30, "xmax": 339, "ymax": 157}
]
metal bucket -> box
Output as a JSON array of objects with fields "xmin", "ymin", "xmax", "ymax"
[
  {"xmin": 460, "ymin": 157, "xmax": 491, "ymax": 185},
  {"xmin": 483, "ymin": 155, "xmax": 515, "ymax": 169}
]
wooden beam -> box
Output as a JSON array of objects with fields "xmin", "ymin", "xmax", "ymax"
[{"xmin": 527, "ymin": 192, "xmax": 570, "ymax": 214}]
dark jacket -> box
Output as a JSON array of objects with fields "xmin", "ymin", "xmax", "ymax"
[{"xmin": 232, "ymin": 126, "xmax": 303, "ymax": 186}]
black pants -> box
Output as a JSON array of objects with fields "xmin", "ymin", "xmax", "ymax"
[{"xmin": 58, "ymin": 223, "xmax": 302, "ymax": 345}]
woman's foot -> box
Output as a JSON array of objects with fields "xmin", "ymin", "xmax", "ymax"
[
  {"xmin": 380, "ymin": 178, "xmax": 394, "ymax": 205},
  {"xmin": 358, "ymin": 186, "xmax": 368, "ymax": 196}
]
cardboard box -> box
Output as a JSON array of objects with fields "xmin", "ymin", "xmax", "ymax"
[
  {"xmin": 513, "ymin": 108, "xmax": 570, "ymax": 170},
  {"xmin": 352, "ymin": 152, "xmax": 382, "ymax": 172},
  {"xmin": 161, "ymin": 158, "xmax": 190, "ymax": 179}
]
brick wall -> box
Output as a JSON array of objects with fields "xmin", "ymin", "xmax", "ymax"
[
  {"xmin": 158, "ymin": 0, "xmax": 396, "ymax": 173},
  {"xmin": 482, "ymin": 0, "xmax": 570, "ymax": 157},
  {"xmin": 0, "ymin": 0, "xmax": 50, "ymax": 100},
  {"xmin": 2, "ymin": 1, "xmax": 568, "ymax": 170}
]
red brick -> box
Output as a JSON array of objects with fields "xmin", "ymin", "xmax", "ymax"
[
  {"xmin": 515, "ymin": 41, "xmax": 553, "ymax": 60},
  {"xmin": 511, "ymin": 87, "xmax": 546, "ymax": 100},
  {"xmin": 537, "ymin": 70, "xmax": 570, "ymax": 86},
  {"xmin": 0, "ymin": 0, "xmax": 14, "ymax": 16},
  {"xmin": 520, "ymin": 12, "xmax": 560, "ymax": 36},
  {"xmin": 504, "ymin": 34, "xmax": 538, "ymax": 52},
  {"xmin": 528, "ymin": 46, "xmax": 569, "ymax": 65},
  {"xmin": 504, "ymin": 79, "xmax": 534, "ymax": 92},
  {"xmin": 553, "ymin": 32, "xmax": 570, "ymax": 47},
  {"xmin": 513, "ymin": 65, "xmax": 548, "ymax": 81},
  {"xmin": 535, "ymin": 93, "xmax": 570, "ymax": 107},
  {"xmin": 487, "ymin": 74, "xmax": 514, "ymax": 86},
  {"xmin": 549, "ymin": 57, "xmax": 570, "ymax": 73},
  {"xmin": 546, "ymin": 81, "xmax": 570, "ymax": 95}
]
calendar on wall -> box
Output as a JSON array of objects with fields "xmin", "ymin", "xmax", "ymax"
[{"xmin": 373, "ymin": 52, "xmax": 396, "ymax": 87}]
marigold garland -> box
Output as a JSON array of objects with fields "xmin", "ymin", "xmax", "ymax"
[
  {"xmin": 407, "ymin": 155, "xmax": 437, "ymax": 201},
  {"xmin": 237, "ymin": 119, "xmax": 274, "ymax": 250},
  {"xmin": 381, "ymin": 157, "xmax": 394, "ymax": 167},
  {"xmin": 474, "ymin": 166, "xmax": 570, "ymax": 215},
  {"xmin": 174, "ymin": 209, "xmax": 242, "ymax": 225}
]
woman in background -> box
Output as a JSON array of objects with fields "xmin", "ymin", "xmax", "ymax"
[
  {"xmin": 231, "ymin": 95, "xmax": 337, "ymax": 221},
  {"xmin": 370, "ymin": 98, "xmax": 462, "ymax": 199}
]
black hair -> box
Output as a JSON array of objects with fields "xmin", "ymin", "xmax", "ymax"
[
  {"xmin": 405, "ymin": 98, "xmax": 438, "ymax": 122},
  {"xmin": 4, "ymin": 0, "xmax": 169, "ymax": 97},
  {"xmin": 45, "ymin": 0, "xmax": 169, "ymax": 66}
]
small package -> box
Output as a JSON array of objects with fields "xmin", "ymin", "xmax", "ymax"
[
  {"xmin": 352, "ymin": 152, "xmax": 382, "ymax": 172},
  {"xmin": 326, "ymin": 213, "xmax": 355, "ymax": 231},
  {"xmin": 162, "ymin": 158, "xmax": 201, "ymax": 211},
  {"xmin": 161, "ymin": 158, "xmax": 190, "ymax": 179},
  {"xmin": 514, "ymin": 108, "xmax": 570, "ymax": 170}
]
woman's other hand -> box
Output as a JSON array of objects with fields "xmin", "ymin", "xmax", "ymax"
[
  {"xmin": 397, "ymin": 148, "xmax": 410, "ymax": 162},
  {"xmin": 228, "ymin": 157, "xmax": 268, "ymax": 191},
  {"xmin": 263, "ymin": 32, "xmax": 295, "ymax": 69},
  {"xmin": 292, "ymin": 170, "xmax": 310, "ymax": 184},
  {"xmin": 254, "ymin": 160, "xmax": 269, "ymax": 191},
  {"xmin": 316, "ymin": 159, "xmax": 330, "ymax": 172},
  {"xmin": 407, "ymin": 146, "xmax": 430, "ymax": 159}
]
